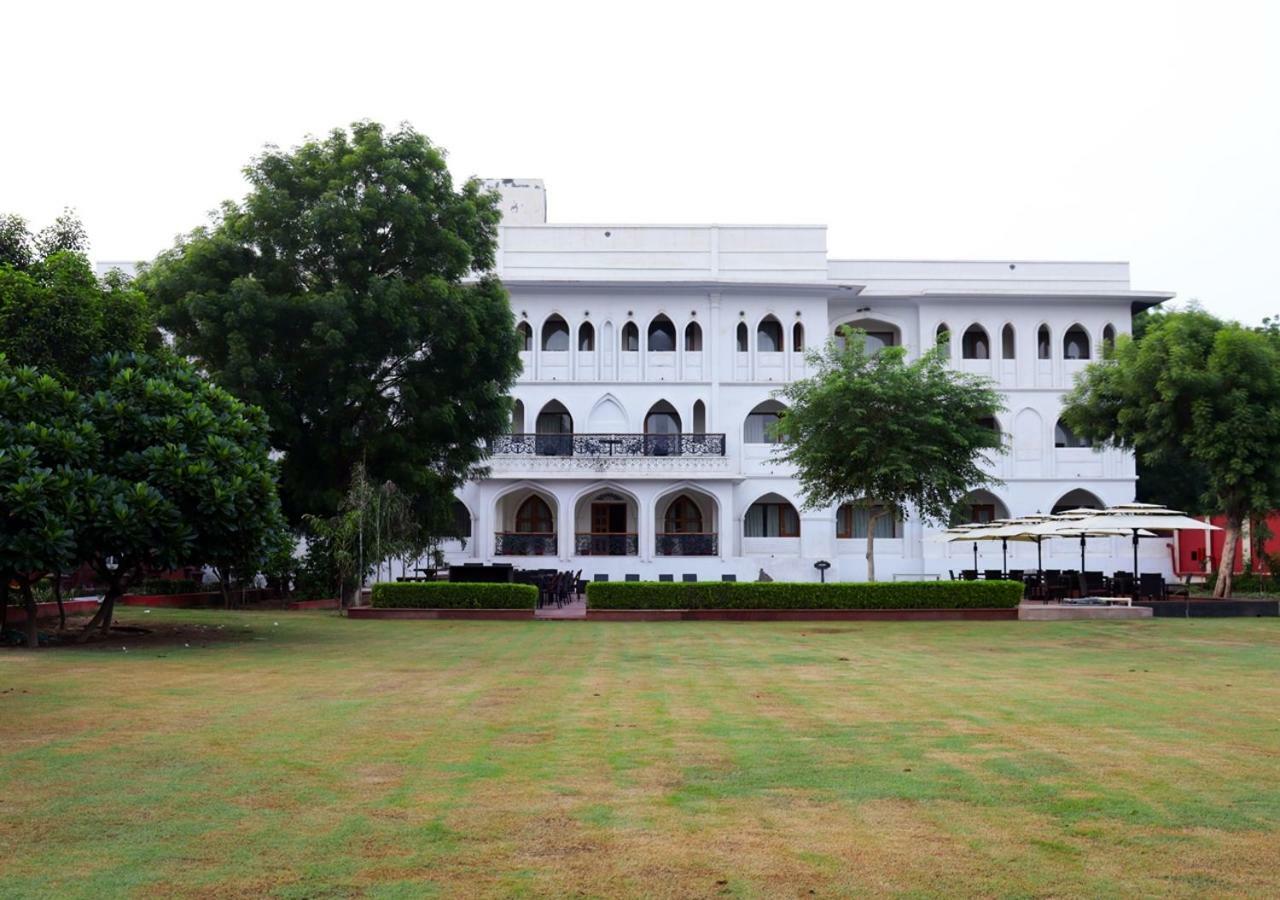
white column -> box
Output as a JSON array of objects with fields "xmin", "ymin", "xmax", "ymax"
[{"xmin": 557, "ymin": 487, "xmax": 576, "ymax": 562}]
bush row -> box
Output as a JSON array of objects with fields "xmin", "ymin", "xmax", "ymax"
[
  {"xmin": 370, "ymin": 582, "xmax": 539, "ymax": 609},
  {"xmin": 585, "ymin": 580, "xmax": 1023, "ymax": 610}
]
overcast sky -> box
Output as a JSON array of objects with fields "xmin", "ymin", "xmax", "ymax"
[{"xmin": 6, "ymin": 1, "xmax": 1277, "ymax": 323}]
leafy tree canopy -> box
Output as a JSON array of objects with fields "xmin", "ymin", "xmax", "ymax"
[
  {"xmin": 0, "ymin": 210, "xmax": 154, "ymax": 386},
  {"xmin": 138, "ymin": 121, "xmax": 522, "ymax": 526},
  {"xmin": 774, "ymin": 329, "xmax": 1006, "ymax": 580},
  {"xmin": 1061, "ymin": 308, "xmax": 1280, "ymax": 596}
]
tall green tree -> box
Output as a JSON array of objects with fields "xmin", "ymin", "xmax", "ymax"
[
  {"xmin": 138, "ymin": 121, "xmax": 522, "ymax": 528},
  {"xmin": 0, "ymin": 210, "xmax": 154, "ymax": 386},
  {"xmin": 1062, "ymin": 309, "xmax": 1280, "ymax": 596},
  {"xmin": 775, "ymin": 329, "xmax": 1005, "ymax": 581}
]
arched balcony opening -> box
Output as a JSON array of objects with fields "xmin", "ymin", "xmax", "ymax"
[
  {"xmin": 578, "ymin": 321, "xmax": 595, "ymax": 351},
  {"xmin": 757, "ymin": 315, "xmax": 784, "ymax": 352},
  {"xmin": 1001, "ymin": 323, "xmax": 1016, "ymax": 359},
  {"xmin": 792, "ymin": 322, "xmax": 805, "ymax": 351},
  {"xmin": 644, "ymin": 400, "xmax": 682, "ymax": 456},
  {"xmin": 834, "ymin": 319, "xmax": 900, "ymax": 353},
  {"xmin": 744, "ymin": 493, "xmax": 800, "ymax": 538},
  {"xmin": 962, "ymin": 324, "xmax": 990, "ymax": 359},
  {"xmin": 541, "ymin": 315, "xmax": 570, "ymax": 351},
  {"xmin": 692, "ymin": 399, "xmax": 707, "ymax": 433},
  {"xmin": 535, "ymin": 400, "xmax": 573, "ymax": 456},
  {"xmin": 1037, "ymin": 324, "xmax": 1052, "ymax": 359},
  {"xmin": 1102, "ymin": 323, "xmax": 1116, "ymax": 351},
  {"xmin": 836, "ymin": 503, "xmax": 901, "ymax": 539},
  {"xmin": 1054, "ymin": 418, "xmax": 1093, "ymax": 449},
  {"xmin": 735, "ymin": 322, "xmax": 749, "ymax": 352},
  {"xmin": 495, "ymin": 490, "xmax": 558, "ymax": 556},
  {"xmin": 575, "ymin": 489, "xmax": 639, "ymax": 556},
  {"xmin": 684, "ymin": 321, "xmax": 703, "ymax": 351},
  {"xmin": 656, "ymin": 490, "xmax": 719, "ymax": 556},
  {"xmin": 1064, "ymin": 324, "xmax": 1091, "ymax": 360},
  {"xmin": 450, "ymin": 500, "xmax": 472, "ymax": 540},
  {"xmin": 951, "ymin": 489, "xmax": 1009, "ymax": 525},
  {"xmin": 647, "ymin": 314, "xmax": 676, "ymax": 352},
  {"xmin": 936, "ymin": 323, "xmax": 952, "ymax": 358},
  {"xmin": 516, "ymin": 321, "xmax": 532, "ymax": 352},
  {"xmin": 510, "ymin": 399, "xmax": 525, "ymax": 433}
]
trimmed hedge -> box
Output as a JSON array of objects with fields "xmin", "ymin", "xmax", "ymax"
[
  {"xmin": 370, "ymin": 582, "xmax": 538, "ymax": 610},
  {"xmin": 586, "ymin": 580, "xmax": 1023, "ymax": 610}
]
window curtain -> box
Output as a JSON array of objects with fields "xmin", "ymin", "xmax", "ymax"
[{"xmin": 744, "ymin": 413, "xmax": 780, "ymax": 444}]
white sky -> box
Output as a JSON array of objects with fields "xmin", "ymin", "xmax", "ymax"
[{"xmin": 5, "ymin": 0, "xmax": 1277, "ymax": 323}]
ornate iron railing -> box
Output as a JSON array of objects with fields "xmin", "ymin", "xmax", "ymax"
[
  {"xmin": 574, "ymin": 532, "xmax": 639, "ymax": 556},
  {"xmin": 494, "ymin": 532, "xmax": 558, "ymax": 556},
  {"xmin": 655, "ymin": 532, "xmax": 719, "ymax": 556},
  {"xmin": 489, "ymin": 433, "xmax": 726, "ymax": 458}
]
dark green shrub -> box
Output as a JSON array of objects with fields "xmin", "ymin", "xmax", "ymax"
[
  {"xmin": 371, "ymin": 582, "xmax": 538, "ymax": 609},
  {"xmin": 133, "ymin": 579, "xmax": 212, "ymax": 595},
  {"xmin": 586, "ymin": 580, "xmax": 1023, "ymax": 610}
]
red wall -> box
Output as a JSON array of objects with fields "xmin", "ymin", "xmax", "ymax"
[{"xmin": 1174, "ymin": 512, "xmax": 1280, "ymax": 576}]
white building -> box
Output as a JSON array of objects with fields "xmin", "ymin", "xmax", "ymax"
[{"xmin": 443, "ymin": 180, "xmax": 1176, "ymax": 583}]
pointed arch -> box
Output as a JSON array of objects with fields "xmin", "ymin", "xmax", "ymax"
[
  {"xmin": 962, "ymin": 324, "xmax": 990, "ymax": 359},
  {"xmin": 621, "ymin": 321, "xmax": 639, "ymax": 352},
  {"xmin": 516, "ymin": 321, "xmax": 532, "ymax": 351},
  {"xmin": 684, "ymin": 321, "xmax": 703, "ymax": 351},
  {"xmin": 515, "ymin": 495, "xmax": 554, "ymax": 533},
  {"xmin": 1001, "ymin": 323, "xmax": 1016, "ymax": 359},
  {"xmin": 535, "ymin": 400, "xmax": 573, "ymax": 455},
  {"xmin": 510, "ymin": 399, "xmax": 525, "ymax": 433},
  {"xmin": 1051, "ymin": 488, "xmax": 1105, "ymax": 514},
  {"xmin": 792, "ymin": 321, "xmax": 805, "ymax": 352},
  {"xmin": 577, "ymin": 321, "xmax": 595, "ymax": 351},
  {"xmin": 936, "ymin": 322, "xmax": 952, "ymax": 358},
  {"xmin": 757, "ymin": 314, "xmax": 784, "ymax": 352},
  {"xmin": 541, "ymin": 314, "xmax": 569, "ymax": 351},
  {"xmin": 1102, "ymin": 323, "xmax": 1116, "ymax": 350},
  {"xmin": 450, "ymin": 500, "xmax": 472, "ymax": 539},
  {"xmin": 744, "ymin": 492, "xmax": 800, "ymax": 537},
  {"xmin": 493, "ymin": 481, "xmax": 559, "ymax": 555},
  {"xmin": 586, "ymin": 394, "xmax": 628, "ymax": 432},
  {"xmin": 692, "ymin": 399, "xmax": 707, "ymax": 433},
  {"xmin": 952, "ymin": 489, "xmax": 1009, "ymax": 525},
  {"xmin": 1037, "ymin": 324, "xmax": 1052, "ymax": 359},
  {"xmin": 647, "ymin": 314, "xmax": 676, "ymax": 352},
  {"xmin": 1054, "ymin": 417, "xmax": 1092, "ymax": 448},
  {"xmin": 1063, "ymin": 324, "xmax": 1091, "ymax": 360},
  {"xmin": 644, "ymin": 400, "xmax": 681, "ymax": 456},
  {"xmin": 744, "ymin": 399, "xmax": 787, "ymax": 444},
  {"xmin": 735, "ymin": 321, "xmax": 749, "ymax": 352},
  {"xmin": 834, "ymin": 318, "xmax": 901, "ymax": 353}
]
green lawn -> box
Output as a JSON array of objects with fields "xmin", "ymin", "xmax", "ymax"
[{"xmin": 2, "ymin": 612, "xmax": 1279, "ymax": 898}]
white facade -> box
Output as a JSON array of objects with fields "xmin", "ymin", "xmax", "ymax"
[{"xmin": 446, "ymin": 181, "xmax": 1177, "ymax": 582}]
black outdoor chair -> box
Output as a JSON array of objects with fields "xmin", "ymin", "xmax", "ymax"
[
  {"xmin": 1139, "ymin": 573, "xmax": 1167, "ymax": 601},
  {"xmin": 983, "ymin": 569, "xmax": 1003, "ymax": 582},
  {"xmin": 960, "ymin": 569, "xmax": 977, "ymax": 581},
  {"xmin": 1008, "ymin": 569, "xmax": 1025, "ymax": 582}
]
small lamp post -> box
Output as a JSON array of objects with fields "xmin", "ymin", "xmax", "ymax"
[{"xmin": 814, "ymin": 560, "xmax": 831, "ymax": 583}]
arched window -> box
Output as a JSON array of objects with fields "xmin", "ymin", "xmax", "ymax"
[
  {"xmin": 516, "ymin": 321, "xmax": 532, "ymax": 351},
  {"xmin": 451, "ymin": 500, "xmax": 472, "ymax": 538},
  {"xmin": 936, "ymin": 323, "xmax": 952, "ymax": 358},
  {"xmin": 736, "ymin": 322, "xmax": 749, "ymax": 352},
  {"xmin": 792, "ymin": 322, "xmax": 804, "ymax": 352},
  {"xmin": 647, "ymin": 315, "xmax": 676, "ymax": 352},
  {"xmin": 535, "ymin": 400, "xmax": 572, "ymax": 455},
  {"xmin": 757, "ymin": 315, "xmax": 784, "ymax": 352},
  {"xmin": 835, "ymin": 321, "xmax": 899, "ymax": 353},
  {"xmin": 1001, "ymin": 324, "xmax": 1016, "ymax": 359},
  {"xmin": 1102, "ymin": 323, "xmax": 1116, "ymax": 349},
  {"xmin": 977, "ymin": 416, "xmax": 1000, "ymax": 435},
  {"xmin": 578, "ymin": 321, "xmax": 595, "ymax": 351},
  {"xmin": 962, "ymin": 325, "xmax": 990, "ymax": 359},
  {"xmin": 744, "ymin": 400, "xmax": 786, "ymax": 444},
  {"xmin": 1037, "ymin": 325, "xmax": 1051, "ymax": 359},
  {"xmin": 1051, "ymin": 488, "xmax": 1105, "ymax": 515},
  {"xmin": 836, "ymin": 504, "xmax": 900, "ymax": 539},
  {"xmin": 692, "ymin": 399, "xmax": 706, "ymax": 433},
  {"xmin": 745, "ymin": 494, "xmax": 800, "ymax": 537},
  {"xmin": 1063, "ymin": 325, "xmax": 1090, "ymax": 360},
  {"xmin": 510, "ymin": 399, "xmax": 525, "ymax": 433},
  {"xmin": 644, "ymin": 400, "xmax": 681, "ymax": 455},
  {"xmin": 621, "ymin": 321, "xmax": 639, "ymax": 352},
  {"xmin": 951, "ymin": 489, "xmax": 1009, "ymax": 525},
  {"xmin": 1054, "ymin": 419, "xmax": 1092, "ymax": 448},
  {"xmin": 664, "ymin": 495, "xmax": 704, "ymax": 534},
  {"xmin": 684, "ymin": 321, "xmax": 703, "ymax": 351},
  {"xmin": 541, "ymin": 315, "xmax": 569, "ymax": 351},
  {"xmin": 515, "ymin": 496, "xmax": 553, "ymax": 533}
]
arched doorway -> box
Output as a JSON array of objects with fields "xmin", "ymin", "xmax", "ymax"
[
  {"xmin": 575, "ymin": 489, "xmax": 638, "ymax": 556},
  {"xmin": 644, "ymin": 401, "xmax": 682, "ymax": 456},
  {"xmin": 656, "ymin": 490, "xmax": 719, "ymax": 556},
  {"xmin": 495, "ymin": 489, "xmax": 558, "ymax": 556}
]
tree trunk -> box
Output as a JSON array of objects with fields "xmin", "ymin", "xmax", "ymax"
[
  {"xmin": 22, "ymin": 583, "xmax": 39, "ymax": 649},
  {"xmin": 52, "ymin": 574, "xmax": 66, "ymax": 630},
  {"xmin": 865, "ymin": 511, "xmax": 886, "ymax": 583},
  {"xmin": 216, "ymin": 570, "xmax": 232, "ymax": 610},
  {"xmin": 1, "ymin": 582, "xmax": 8, "ymax": 634},
  {"xmin": 79, "ymin": 582, "xmax": 122, "ymax": 642},
  {"xmin": 1213, "ymin": 515, "xmax": 1243, "ymax": 598}
]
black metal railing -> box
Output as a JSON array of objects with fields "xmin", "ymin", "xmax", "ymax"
[
  {"xmin": 494, "ymin": 532, "xmax": 558, "ymax": 556},
  {"xmin": 574, "ymin": 532, "xmax": 639, "ymax": 556},
  {"xmin": 489, "ymin": 433, "xmax": 726, "ymax": 458},
  {"xmin": 655, "ymin": 532, "xmax": 719, "ymax": 556}
]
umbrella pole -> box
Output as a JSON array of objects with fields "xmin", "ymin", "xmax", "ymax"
[
  {"xmin": 1002, "ymin": 538, "xmax": 1008, "ymax": 577},
  {"xmin": 1080, "ymin": 534, "xmax": 1086, "ymax": 574},
  {"xmin": 973, "ymin": 541, "xmax": 978, "ymax": 573},
  {"xmin": 1132, "ymin": 529, "xmax": 1140, "ymax": 601},
  {"xmin": 1036, "ymin": 537, "xmax": 1044, "ymax": 602}
]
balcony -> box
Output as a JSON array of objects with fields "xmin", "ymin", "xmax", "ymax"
[
  {"xmin": 491, "ymin": 433, "xmax": 726, "ymax": 458},
  {"xmin": 655, "ymin": 532, "xmax": 718, "ymax": 556},
  {"xmin": 574, "ymin": 533, "xmax": 639, "ymax": 556},
  {"xmin": 494, "ymin": 532, "xmax": 557, "ymax": 556}
]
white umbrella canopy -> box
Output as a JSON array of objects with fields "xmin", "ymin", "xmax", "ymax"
[
  {"xmin": 1054, "ymin": 504, "xmax": 1220, "ymax": 591},
  {"xmin": 1028, "ymin": 514, "xmax": 1157, "ymax": 573},
  {"xmin": 943, "ymin": 517, "xmax": 1049, "ymax": 576}
]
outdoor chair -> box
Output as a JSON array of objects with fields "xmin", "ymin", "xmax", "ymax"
[
  {"xmin": 1112, "ymin": 572, "xmax": 1134, "ymax": 596},
  {"xmin": 659, "ymin": 574, "xmax": 674, "ymax": 582},
  {"xmin": 1139, "ymin": 573, "xmax": 1167, "ymax": 601},
  {"xmin": 1008, "ymin": 569, "xmax": 1024, "ymax": 582},
  {"xmin": 983, "ymin": 569, "xmax": 1003, "ymax": 582},
  {"xmin": 960, "ymin": 569, "xmax": 977, "ymax": 581},
  {"xmin": 949, "ymin": 570, "xmax": 957, "ymax": 581}
]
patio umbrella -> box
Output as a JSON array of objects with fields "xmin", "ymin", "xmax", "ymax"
[
  {"xmin": 1026, "ymin": 513, "xmax": 1155, "ymax": 580},
  {"xmin": 1052, "ymin": 504, "xmax": 1219, "ymax": 595},
  {"xmin": 944, "ymin": 517, "xmax": 1047, "ymax": 576},
  {"xmin": 941, "ymin": 522, "xmax": 989, "ymax": 572}
]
